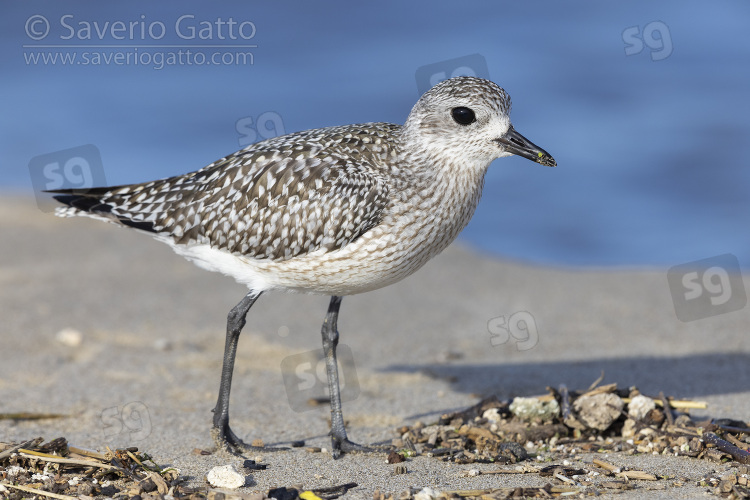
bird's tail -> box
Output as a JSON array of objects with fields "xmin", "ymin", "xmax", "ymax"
[{"xmin": 46, "ymin": 185, "xmax": 162, "ymax": 233}]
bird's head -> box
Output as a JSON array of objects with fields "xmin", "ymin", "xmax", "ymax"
[{"xmin": 402, "ymin": 76, "xmax": 556, "ymax": 169}]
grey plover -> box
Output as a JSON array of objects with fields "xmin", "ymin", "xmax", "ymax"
[{"xmin": 49, "ymin": 76, "xmax": 556, "ymax": 458}]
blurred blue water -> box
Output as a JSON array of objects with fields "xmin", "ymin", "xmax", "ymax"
[{"xmin": 2, "ymin": 1, "xmax": 749, "ymax": 269}]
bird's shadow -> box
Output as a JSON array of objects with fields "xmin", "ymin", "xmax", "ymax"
[
  {"xmin": 381, "ymin": 352, "xmax": 750, "ymax": 420},
  {"xmin": 263, "ymin": 352, "xmax": 748, "ymax": 447}
]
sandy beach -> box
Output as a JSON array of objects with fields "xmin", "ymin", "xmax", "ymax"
[{"xmin": 1, "ymin": 194, "xmax": 748, "ymax": 498}]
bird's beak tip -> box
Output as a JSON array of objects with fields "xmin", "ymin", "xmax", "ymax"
[
  {"xmin": 537, "ymin": 152, "xmax": 557, "ymax": 167},
  {"xmin": 496, "ymin": 128, "xmax": 557, "ymax": 167}
]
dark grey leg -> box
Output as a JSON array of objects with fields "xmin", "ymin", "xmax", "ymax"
[
  {"xmin": 321, "ymin": 296, "xmax": 373, "ymax": 458},
  {"xmin": 211, "ymin": 290, "xmax": 263, "ymax": 454}
]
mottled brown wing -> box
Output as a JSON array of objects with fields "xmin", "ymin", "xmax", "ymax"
[{"xmin": 50, "ymin": 125, "xmax": 395, "ymax": 261}]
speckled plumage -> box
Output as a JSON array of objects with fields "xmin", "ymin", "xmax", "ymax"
[
  {"xmin": 50, "ymin": 76, "xmax": 556, "ymax": 457},
  {"xmin": 52, "ymin": 77, "xmax": 555, "ymax": 296}
]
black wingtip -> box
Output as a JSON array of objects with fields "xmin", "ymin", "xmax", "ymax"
[
  {"xmin": 48, "ymin": 190, "xmax": 158, "ymax": 234},
  {"xmin": 51, "ymin": 193, "xmax": 113, "ymax": 214},
  {"xmin": 119, "ymin": 218, "xmax": 157, "ymax": 232},
  {"xmin": 53, "ymin": 194, "xmax": 112, "ymax": 213}
]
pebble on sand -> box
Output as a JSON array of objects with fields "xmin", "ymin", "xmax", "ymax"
[
  {"xmin": 414, "ymin": 487, "xmax": 439, "ymax": 500},
  {"xmin": 569, "ymin": 393, "xmax": 624, "ymax": 431},
  {"xmin": 55, "ymin": 328, "xmax": 83, "ymax": 347},
  {"xmin": 206, "ymin": 464, "xmax": 246, "ymax": 489},
  {"xmin": 509, "ymin": 397, "xmax": 560, "ymax": 421},
  {"xmin": 482, "ymin": 408, "xmax": 503, "ymax": 423},
  {"xmin": 627, "ymin": 394, "xmax": 656, "ymax": 421}
]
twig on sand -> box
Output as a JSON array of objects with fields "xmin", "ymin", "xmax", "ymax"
[
  {"xmin": 586, "ymin": 371, "xmax": 606, "ymax": 392},
  {"xmin": 1, "ymin": 482, "xmax": 77, "ymax": 500},
  {"xmin": 559, "ymin": 384, "xmax": 571, "ymax": 421},
  {"xmin": 704, "ymin": 432, "xmax": 750, "ymax": 464},
  {"xmin": 0, "ymin": 438, "xmax": 44, "ymax": 460},
  {"xmin": 0, "ymin": 413, "xmax": 66, "ymax": 421},
  {"xmin": 659, "ymin": 392, "xmax": 675, "ymax": 426},
  {"xmin": 18, "ymin": 451, "xmax": 117, "ymax": 470},
  {"xmin": 67, "ymin": 445, "xmax": 108, "ymax": 461}
]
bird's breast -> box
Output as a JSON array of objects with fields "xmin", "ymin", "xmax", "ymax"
[{"xmin": 218, "ymin": 157, "xmax": 488, "ymax": 296}]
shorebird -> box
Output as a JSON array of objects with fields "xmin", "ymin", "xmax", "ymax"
[{"xmin": 49, "ymin": 76, "xmax": 556, "ymax": 458}]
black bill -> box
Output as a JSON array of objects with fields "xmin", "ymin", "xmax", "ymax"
[{"xmin": 495, "ymin": 126, "xmax": 556, "ymax": 167}]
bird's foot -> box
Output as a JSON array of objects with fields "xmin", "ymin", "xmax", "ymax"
[
  {"xmin": 211, "ymin": 425, "xmax": 287, "ymax": 457},
  {"xmin": 330, "ymin": 437, "xmax": 390, "ymax": 459}
]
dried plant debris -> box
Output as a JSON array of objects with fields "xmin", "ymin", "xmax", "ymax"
[
  {"xmin": 0, "ymin": 437, "xmax": 355, "ymax": 500},
  {"xmin": 0, "ymin": 438, "xmax": 184, "ymax": 500},
  {"xmin": 388, "ymin": 381, "xmax": 750, "ymax": 497},
  {"xmin": 394, "ymin": 383, "xmax": 749, "ymax": 464},
  {"xmin": 3, "ymin": 381, "xmax": 750, "ymax": 498}
]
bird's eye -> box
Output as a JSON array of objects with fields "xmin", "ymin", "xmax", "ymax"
[{"xmin": 451, "ymin": 107, "xmax": 476, "ymax": 125}]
